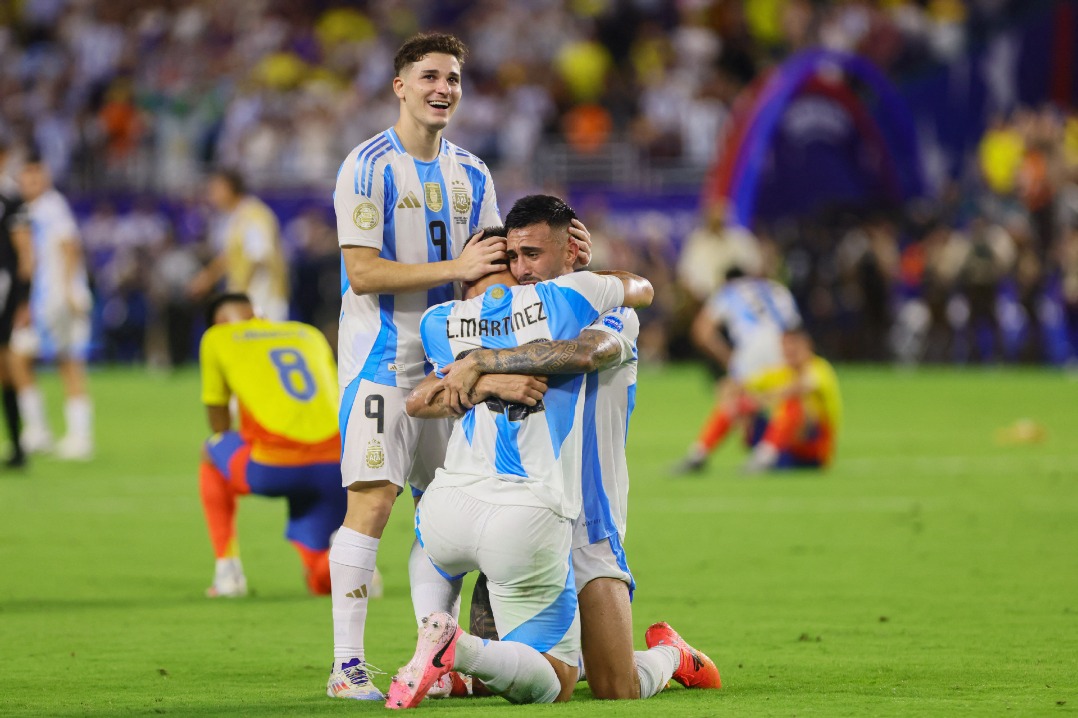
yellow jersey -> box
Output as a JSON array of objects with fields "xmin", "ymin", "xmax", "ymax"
[
  {"xmin": 746, "ymin": 355, "xmax": 842, "ymax": 432},
  {"xmin": 200, "ymin": 318, "xmax": 339, "ymax": 465}
]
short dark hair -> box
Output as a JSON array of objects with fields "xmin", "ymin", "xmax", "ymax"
[
  {"xmin": 463, "ymin": 225, "xmax": 509, "ymax": 266},
  {"xmin": 504, "ymin": 195, "xmax": 577, "ymax": 235},
  {"xmin": 210, "ymin": 168, "xmax": 245, "ymax": 196},
  {"xmin": 724, "ymin": 265, "xmax": 746, "ymax": 282},
  {"xmin": 394, "ymin": 32, "xmax": 468, "ymax": 76},
  {"xmin": 205, "ymin": 292, "xmax": 252, "ymax": 326}
]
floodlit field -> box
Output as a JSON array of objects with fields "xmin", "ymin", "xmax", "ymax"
[{"xmin": 2, "ymin": 365, "xmax": 1076, "ymax": 716}]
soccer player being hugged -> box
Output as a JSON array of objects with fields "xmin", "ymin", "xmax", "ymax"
[
  {"xmin": 388, "ymin": 230, "xmax": 655, "ymax": 708},
  {"xmin": 428, "ymin": 198, "xmax": 721, "ymax": 701},
  {"xmin": 197, "ymin": 293, "xmax": 346, "ymax": 597},
  {"xmin": 328, "ymin": 30, "xmax": 592, "ymax": 701},
  {"xmin": 741, "ymin": 328, "xmax": 842, "ymax": 473}
]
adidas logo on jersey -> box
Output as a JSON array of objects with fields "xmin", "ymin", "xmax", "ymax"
[
  {"xmin": 346, "ymin": 585, "xmax": 369, "ymax": 599},
  {"xmin": 397, "ymin": 192, "xmax": 421, "ymax": 210}
]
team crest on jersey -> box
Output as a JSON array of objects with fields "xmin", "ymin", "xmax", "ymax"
[
  {"xmin": 365, "ymin": 439, "xmax": 385, "ymax": 469},
  {"xmin": 424, "ymin": 182, "xmax": 443, "ymax": 212},
  {"xmin": 490, "ymin": 287, "xmax": 505, "ymax": 300},
  {"xmin": 451, "ymin": 180, "xmax": 471, "ymax": 214},
  {"xmin": 603, "ymin": 315, "xmax": 624, "ymax": 332},
  {"xmin": 353, "ymin": 202, "xmax": 379, "ymax": 230}
]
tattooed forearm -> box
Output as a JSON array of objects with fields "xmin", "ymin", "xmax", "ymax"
[{"xmin": 471, "ymin": 330, "xmax": 623, "ymax": 375}]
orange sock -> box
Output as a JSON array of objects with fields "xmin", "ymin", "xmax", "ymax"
[
  {"xmin": 199, "ymin": 461, "xmax": 239, "ymax": 559},
  {"xmin": 292, "ymin": 542, "xmax": 332, "ymax": 595},
  {"xmin": 697, "ymin": 406, "xmax": 734, "ymax": 452},
  {"xmin": 762, "ymin": 398, "xmax": 805, "ymax": 450}
]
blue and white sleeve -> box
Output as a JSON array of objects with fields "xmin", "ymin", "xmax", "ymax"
[{"xmin": 419, "ymin": 305, "xmax": 455, "ymax": 377}]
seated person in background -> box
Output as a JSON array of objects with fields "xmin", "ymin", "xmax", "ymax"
[
  {"xmin": 198, "ymin": 293, "xmax": 348, "ymax": 597},
  {"xmin": 676, "ymin": 267, "xmax": 801, "ymax": 474},
  {"xmin": 742, "ymin": 328, "xmax": 842, "ymax": 473}
]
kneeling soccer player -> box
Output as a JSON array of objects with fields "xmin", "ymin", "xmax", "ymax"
[
  {"xmin": 198, "ymin": 293, "xmax": 346, "ymax": 597},
  {"xmin": 387, "ymin": 251, "xmax": 654, "ymax": 707}
]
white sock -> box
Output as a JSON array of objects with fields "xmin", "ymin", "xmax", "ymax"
[
  {"xmin": 64, "ymin": 395, "xmax": 93, "ymax": 441},
  {"xmin": 18, "ymin": 387, "xmax": 48, "ymax": 436},
  {"xmin": 214, "ymin": 557, "xmax": 244, "ymax": 580},
  {"xmin": 453, "ymin": 633, "xmax": 561, "ymax": 704},
  {"xmin": 634, "ymin": 646, "xmax": 679, "ymax": 699},
  {"xmin": 408, "ymin": 538, "xmax": 461, "ymax": 625},
  {"xmin": 329, "ymin": 527, "xmax": 379, "ymax": 663}
]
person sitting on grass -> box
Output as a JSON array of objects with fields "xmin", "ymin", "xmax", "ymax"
[{"xmin": 742, "ymin": 328, "xmax": 842, "ymax": 474}]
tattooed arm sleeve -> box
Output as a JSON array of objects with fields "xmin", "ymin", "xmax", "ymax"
[{"xmin": 469, "ymin": 328, "xmax": 625, "ymax": 375}]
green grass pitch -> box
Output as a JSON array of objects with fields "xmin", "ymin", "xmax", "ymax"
[{"xmin": 1, "ymin": 365, "xmax": 1076, "ymax": 716}]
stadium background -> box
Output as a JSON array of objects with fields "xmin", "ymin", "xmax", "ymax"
[
  {"xmin": 2, "ymin": 0, "xmax": 1077, "ymax": 366},
  {"xmin": 3, "ymin": 1, "xmax": 1078, "ymax": 716}
]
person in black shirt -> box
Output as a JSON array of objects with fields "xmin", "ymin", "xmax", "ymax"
[{"xmin": 0, "ymin": 141, "xmax": 32, "ymax": 467}]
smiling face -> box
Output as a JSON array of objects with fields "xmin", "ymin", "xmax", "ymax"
[
  {"xmin": 507, "ymin": 222, "xmax": 578, "ymax": 284},
  {"xmin": 393, "ymin": 52, "xmax": 462, "ymax": 134}
]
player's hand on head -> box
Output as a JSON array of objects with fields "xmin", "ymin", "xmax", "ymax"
[
  {"xmin": 458, "ymin": 231, "xmax": 507, "ymax": 282},
  {"xmin": 570, "ymin": 218, "xmax": 592, "ymax": 269}
]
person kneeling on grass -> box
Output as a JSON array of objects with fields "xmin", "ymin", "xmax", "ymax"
[
  {"xmin": 197, "ymin": 293, "xmax": 350, "ymax": 597},
  {"xmin": 742, "ymin": 328, "xmax": 842, "ymax": 473}
]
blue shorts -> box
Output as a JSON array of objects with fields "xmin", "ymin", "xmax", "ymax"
[{"xmin": 206, "ymin": 431, "xmax": 346, "ymax": 551}]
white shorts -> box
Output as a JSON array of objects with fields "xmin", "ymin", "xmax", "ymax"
[
  {"xmin": 339, "ymin": 379, "xmax": 452, "ymax": 491},
  {"xmin": 416, "ymin": 482, "xmax": 581, "ymax": 667},
  {"xmin": 572, "ymin": 536, "xmax": 634, "ymax": 595},
  {"xmin": 12, "ymin": 312, "xmax": 91, "ymax": 360},
  {"xmin": 730, "ymin": 331, "xmax": 783, "ymax": 381}
]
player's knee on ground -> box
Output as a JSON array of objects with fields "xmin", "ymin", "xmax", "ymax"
[
  {"xmin": 545, "ymin": 655, "xmax": 579, "ymax": 702},
  {"xmin": 578, "ymin": 578, "xmax": 639, "ymax": 700}
]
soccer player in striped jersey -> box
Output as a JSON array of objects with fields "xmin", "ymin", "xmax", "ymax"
[
  {"xmin": 327, "ymin": 33, "xmax": 592, "ymax": 700},
  {"xmin": 198, "ymin": 293, "xmax": 345, "ymax": 597},
  {"xmin": 386, "ymin": 246, "xmax": 654, "ymax": 708},
  {"xmin": 676, "ymin": 268, "xmax": 802, "ymax": 473},
  {"xmin": 432, "ymin": 196, "xmax": 721, "ymax": 700}
]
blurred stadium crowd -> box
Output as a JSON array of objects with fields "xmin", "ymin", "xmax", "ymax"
[{"xmin": 1, "ymin": 0, "xmax": 1077, "ymax": 366}]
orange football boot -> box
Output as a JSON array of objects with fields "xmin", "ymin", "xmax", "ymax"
[{"xmin": 644, "ymin": 622, "xmax": 722, "ymax": 689}]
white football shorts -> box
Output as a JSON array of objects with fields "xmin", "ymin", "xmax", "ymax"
[
  {"xmin": 572, "ymin": 537, "xmax": 634, "ymax": 595},
  {"xmin": 730, "ymin": 330, "xmax": 784, "ymax": 381},
  {"xmin": 12, "ymin": 311, "xmax": 91, "ymax": 360},
  {"xmin": 339, "ymin": 379, "xmax": 451, "ymax": 491},
  {"xmin": 415, "ymin": 480, "xmax": 581, "ymax": 667}
]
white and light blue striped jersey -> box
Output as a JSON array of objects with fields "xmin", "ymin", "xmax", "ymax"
[
  {"xmin": 704, "ymin": 277, "xmax": 800, "ymax": 347},
  {"xmin": 419, "ymin": 272, "xmax": 626, "ymax": 520},
  {"xmin": 334, "ymin": 127, "xmax": 501, "ymax": 390},
  {"xmin": 573, "ymin": 307, "xmax": 639, "ymax": 551},
  {"xmin": 27, "ymin": 189, "xmax": 91, "ymax": 320}
]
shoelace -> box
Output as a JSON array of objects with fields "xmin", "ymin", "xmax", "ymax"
[{"xmin": 343, "ymin": 662, "xmax": 385, "ymax": 686}]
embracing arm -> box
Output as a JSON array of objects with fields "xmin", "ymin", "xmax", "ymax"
[
  {"xmin": 343, "ymin": 233, "xmax": 506, "ymax": 295},
  {"xmin": 406, "ymin": 370, "xmax": 548, "ymax": 419},
  {"xmin": 464, "ymin": 329, "xmax": 623, "ymax": 376},
  {"xmin": 593, "ymin": 270, "xmax": 654, "ymax": 309},
  {"xmin": 435, "ymin": 329, "xmax": 624, "ymax": 411}
]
